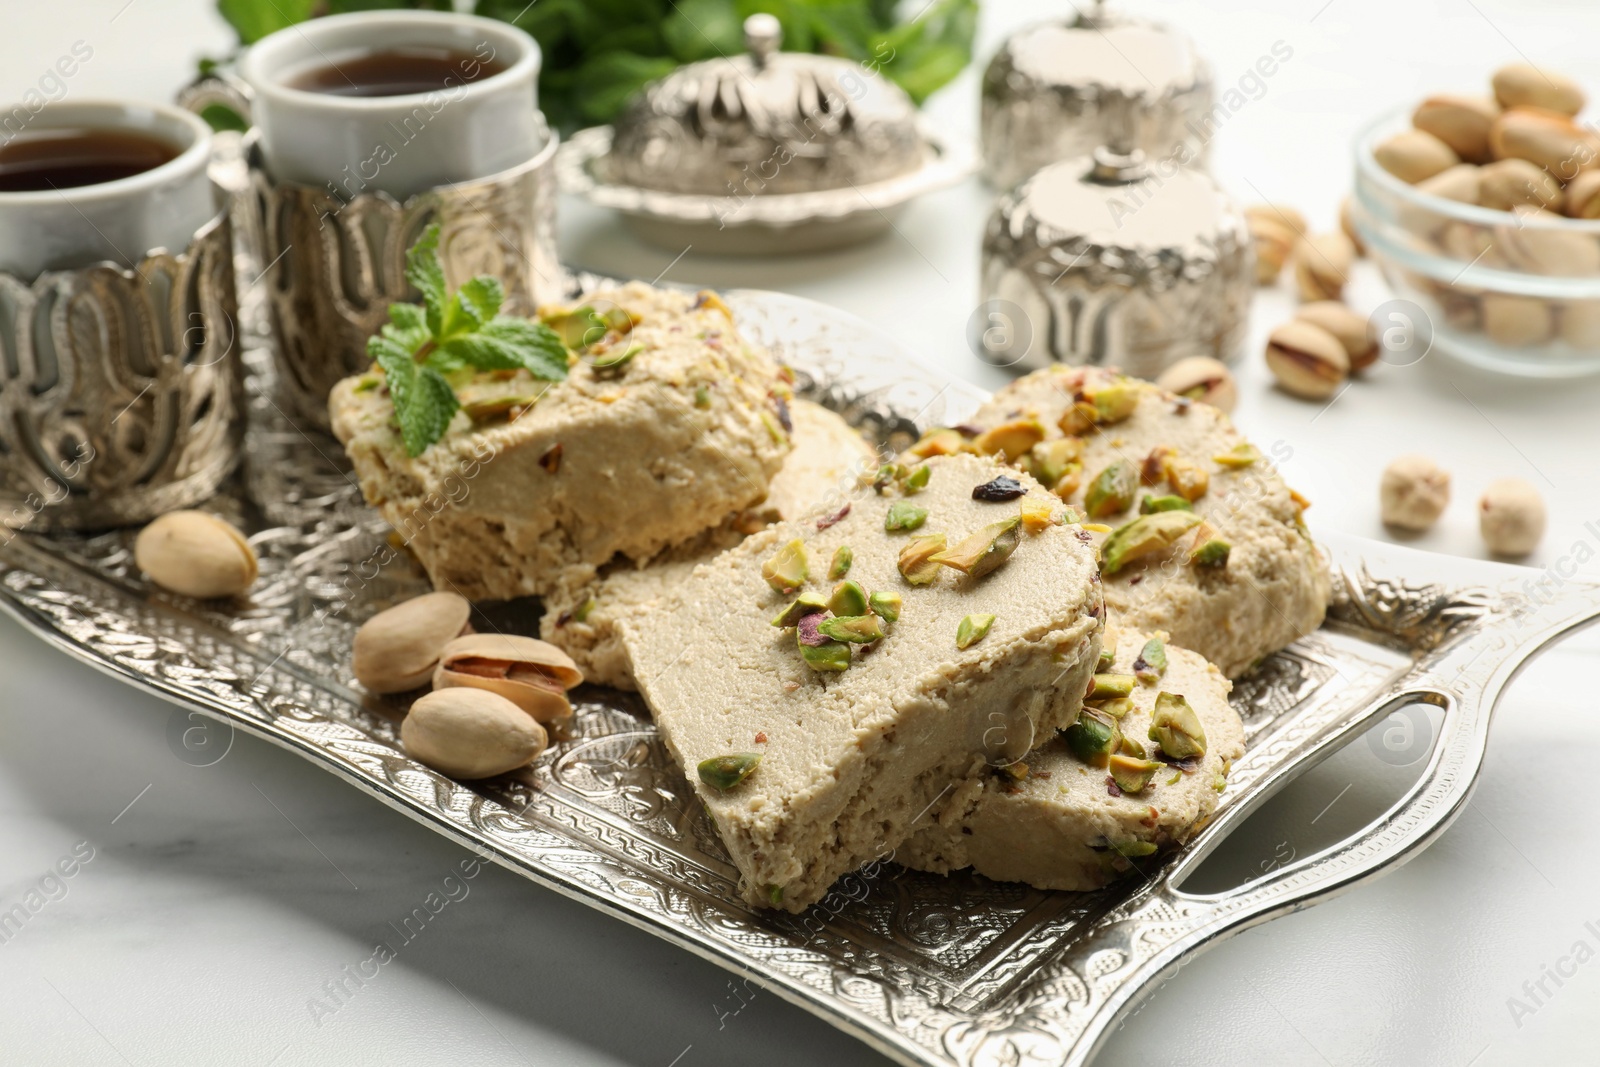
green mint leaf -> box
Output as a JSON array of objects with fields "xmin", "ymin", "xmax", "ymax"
[
  {"xmin": 435, "ymin": 318, "xmax": 570, "ymax": 381},
  {"xmin": 405, "ymin": 223, "xmax": 448, "ymax": 337},
  {"xmin": 458, "ymin": 276, "xmax": 505, "ymax": 326},
  {"xmin": 381, "ymin": 301, "xmax": 431, "ymax": 354},
  {"xmin": 218, "ymin": 0, "xmax": 315, "ymax": 44},
  {"xmin": 370, "ymin": 333, "xmax": 457, "ymax": 457}
]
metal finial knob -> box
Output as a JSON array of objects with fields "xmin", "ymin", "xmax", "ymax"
[{"xmin": 745, "ymin": 14, "xmax": 782, "ymax": 69}]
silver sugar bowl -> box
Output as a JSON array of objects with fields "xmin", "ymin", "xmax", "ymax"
[
  {"xmin": 979, "ymin": 143, "xmax": 1253, "ymax": 379},
  {"xmin": 981, "ymin": 2, "xmax": 1214, "ymax": 190}
]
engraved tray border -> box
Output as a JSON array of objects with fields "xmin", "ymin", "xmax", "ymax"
[{"xmin": 2, "ymin": 287, "xmax": 1597, "ymax": 1067}]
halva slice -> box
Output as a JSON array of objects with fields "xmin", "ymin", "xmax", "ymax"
[
  {"xmin": 329, "ymin": 283, "xmax": 791, "ymax": 600},
  {"xmin": 955, "ymin": 365, "xmax": 1328, "ymax": 677},
  {"xmin": 621, "ymin": 452, "xmax": 1105, "ymax": 912},
  {"xmin": 899, "ymin": 628, "xmax": 1245, "ymax": 891},
  {"xmin": 542, "ymin": 399, "xmax": 877, "ymax": 689}
]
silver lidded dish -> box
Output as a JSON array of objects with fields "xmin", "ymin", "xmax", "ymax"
[
  {"xmin": 979, "ymin": 132, "xmax": 1253, "ymax": 380},
  {"xmin": 981, "ymin": 0, "xmax": 1213, "ymax": 190},
  {"xmin": 557, "ymin": 14, "xmax": 973, "ymax": 255}
]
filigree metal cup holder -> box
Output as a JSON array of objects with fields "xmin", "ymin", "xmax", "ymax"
[
  {"xmin": 246, "ymin": 131, "xmax": 561, "ymax": 432},
  {"xmin": 0, "ymin": 209, "xmax": 242, "ymax": 534}
]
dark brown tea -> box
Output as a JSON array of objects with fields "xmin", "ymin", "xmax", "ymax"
[
  {"xmin": 288, "ymin": 47, "xmax": 507, "ymax": 97},
  {"xmin": 0, "ymin": 127, "xmax": 180, "ymax": 193}
]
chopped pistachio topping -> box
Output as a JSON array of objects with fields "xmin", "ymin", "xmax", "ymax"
[
  {"xmin": 828, "ymin": 545, "xmax": 853, "ymax": 579},
  {"xmin": 1213, "ymin": 442, "xmax": 1263, "ymax": 469},
  {"xmin": 1078, "ymin": 379, "xmax": 1140, "ymax": 425},
  {"xmin": 1149, "ymin": 692, "xmax": 1208, "ymax": 759},
  {"xmin": 544, "ymin": 304, "xmax": 631, "ymax": 349},
  {"xmin": 1166, "ymin": 770, "xmax": 1183, "ymax": 786},
  {"xmin": 1188, "ymin": 523, "xmax": 1232, "ymax": 568},
  {"xmin": 591, "ymin": 341, "xmax": 644, "ymax": 370},
  {"xmin": 1118, "ymin": 735, "xmax": 1147, "ymax": 758},
  {"xmin": 571, "ymin": 596, "xmax": 597, "ymax": 624},
  {"xmin": 1133, "ymin": 635, "xmax": 1168, "ymax": 684},
  {"xmin": 818, "ymin": 614, "xmax": 885, "ymax": 643},
  {"xmin": 867, "ymin": 590, "xmax": 901, "ymax": 624},
  {"xmin": 972, "ymin": 419, "xmax": 1046, "ymax": 461},
  {"xmin": 798, "ymin": 636, "xmax": 852, "ymax": 672},
  {"xmin": 760, "ymin": 410, "xmax": 786, "ymax": 444},
  {"xmin": 1110, "ymin": 838, "xmax": 1159, "ymax": 858},
  {"xmin": 770, "ymin": 591, "xmax": 828, "ymax": 628},
  {"xmin": 463, "ymin": 394, "xmax": 542, "ymax": 421},
  {"xmin": 1095, "ymin": 697, "xmax": 1135, "ymax": 719},
  {"xmin": 1019, "ymin": 499, "xmax": 1064, "ymax": 532},
  {"xmin": 828, "ymin": 579, "xmax": 869, "ymax": 617},
  {"xmin": 1029, "ymin": 437, "xmax": 1086, "ymax": 489},
  {"xmin": 929, "ymin": 517, "xmax": 1021, "ymax": 579},
  {"xmin": 353, "ymin": 375, "xmax": 380, "ymax": 393},
  {"xmin": 1109, "ymin": 753, "xmax": 1162, "ymax": 794},
  {"xmin": 1101, "ymin": 511, "xmax": 1203, "ymax": 576},
  {"xmin": 1166, "ymin": 457, "xmax": 1210, "ymax": 502},
  {"xmin": 898, "ymin": 533, "xmax": 947, "ymax": 585},
  {"xmin": 1141, "ymin": 445, "xmax": 1175, "ymax": 486},
  {"xmin": 903, "ymin": 464, "xmax": 931, "ymax": 493},
  {"xmin": 997, "ymin": 761, "xmax": 1029, "ymax": 783},
  {"xmin": 698, "ymin": 752, "xmax": 762, "ymax": 791},
  {"xmin": 761, "ymin": 538, "xmax": 809, "ymax": 595},
  {"xmin": 907, "ymin": 427, "xmax": 966, "ymax": 458},
  {"xmin": 1084, "ymin": 459, "xmax": 1137, "ymax": 519},
  {"xmin": 1096, "ymin": 633, "xmax": 1117, "ymax": 671},
  {"xmin": 693, "ymin": 385, "xmax": 712, "ymax": 409},
  {"xmin": 1140, "ymin": 494, "xmax": 1193, "ymax": 514},
  {"xmin": 1214, "ymin": 774, "xmax": 1228, "ymax": 794},
  {"xmin": 956, "ymin": 613, "xmax": 996, "ymax": 649},
  {"xmin": 1088, "ymin": 673, "xmax": 1136, "ymax": 700},
  {"xmin": 884, "ymin": 500, "xmax": 928, "ymax": 532},
  {"xmin": 1063, "ymin": 711, "xmax": 1118, "ymax": 766},
  {"xmin": 767, "ymin": 884, "xmax": 784, "ymax": 906},
  {"xmin": 874, "ymin": 463, "xmax": 906, "ymax": 491}
]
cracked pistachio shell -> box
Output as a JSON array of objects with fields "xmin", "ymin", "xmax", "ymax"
[
  {"xmin": 1293, "ymin": 232, "xmax": 1356, "ymax": 302},
  {"xmin": 1265, "ymin": 319, "xmax": 1349, "ymax": 400},
  {"xmin": 401, "ymin": 688, "xmax": 547, "ymax": 780},
  {"xmin": 134, "ymin": 510, "xmax": 258, "ymax": 600},
  {"xmin": 898, "ymin": 533, "xmax": 947, "ymax": 585},
  {"xmin": 433, "ymin": 633, "xmax": 583, "ymax": 723},
  {"xmin": 353, "ymin": 592, "xmax": 474, "ymax": 694},
  {"xmin": 1155, "ymin": 357, "xmax": 1237, "ymax": 413},
  {"xmin": 1295, "ymin": 302, "xmax": 1378, "ymax": 372}
]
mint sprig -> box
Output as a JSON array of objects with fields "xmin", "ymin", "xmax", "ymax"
[{"xmin": 367, "ymin": 224, "xmax": 569, "ymax": 457}]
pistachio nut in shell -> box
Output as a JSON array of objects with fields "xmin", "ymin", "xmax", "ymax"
[
  {"xmin": 1379, "ymin": 455, "xmax": 1451, "ymax": 532},
  {"xmin": 433, "ymin": 633, "xmax": 583, "ymax": 722},
  {"xmin": 1373, "ymin": 128, "xmax": 1460, "ymax": 184},
  {"xmin": 1560, "ymin": 300, "xmax": 1600, "ymax": 348},
  {"xmin": 1264, "ymin": 319, "xmax": 1349, "ymax": 400},
  {"xmin": 1293, "ymin": 232, "xmax": 1355, "ymax": 302},
  {"xmin": 1294, "ymin": 301, "xmax": 1378, "ymax": 371},
  {"xmin": 1412, "ymin": 94, "xmax": 1500, "ymax": 162},
  {"xmin": 1477, "ymin": 158, "xmax": 1563, "ymax": 213},
  {"xmin": 1492, "ymin": 62, "xmax": 1585, "ymax": 116},
  {"xmin": 1481, "ymin": 293, "xmax": 1554, "ymax": 347},
  {"xmin": 1154, "ymin": 357, "xmax": 1237, "ymax": 413},
  {"xmin": 1243, "ymin": 203, "xmax": 1307, "ymax": 236},
  {"xmin": 1488, "ymin": 109, "xmax": 1599, "ymax": 180},
  {"xmin": 401, "ymin": 688, "xmax": 547, "ymax": 780},
  {"xmin": 1564, "ymin": 170, "xmax": 1600, "ymax": 220},
  {"xmin": 1249, "ymin": 215, "xmax": 1298, "ymax": 285},
  {"xmin": 353, "ymin": 592, "xmax": 473, "ymax": 694},
  {"xmin": 134, "ymin": 510, "xmax": 258, "ymax": 599},
  {"xmin": 1497, "ymin": 207, "xmax": 1600, "ymax": 276},
  {"xmin": 1479, "ymin": 478, "xmax": 1546, "ymax": 556},
  {"xmin": 1339, "ymin": 196, "xmax": 1366, "ymax": 257}
]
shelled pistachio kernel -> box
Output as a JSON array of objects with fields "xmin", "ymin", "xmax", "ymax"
[
  {"xmin": 770, "ymin": 591, "xmax": 828, "ymax": 628},
  {"xmin": 903, "ymin": 464, "xmax": 931, "ymax": 493},
  {"xmin": 972, "ymin": 418, "xmax": 1046, "ymax": 462},
  {"xmin": 818, "ymin": 615, "xmax": 885, "ymax": 643},
  {"xmin": 897, "ymin": 533, "xmax": 947, "ymax": 585},
  {"xmin": 1096, "ymin": 634, "xmax": 1117, "ymax": 672},
  {"xmin": 1188, "ymin": 524, "xmax": 1232, "ymax": 568},
  {"xmin": 867, "ymin": 590, "xmax": 901, "ymax": 624},
  {"xmin": 828, "ymin": 579, "xmax": 868, "ymax": 617},
  {"xmin": 1119, "ymin": 735, "xmax": 1148, "ymax": 759},
  {"xmin": 1076, "ymin": 378, "xmax": 1140, "ymax": 425},
  {"xmin": 1109, "ymin": 753, "xmax": 1162, "ymax": 794},
  {"xmin": 1019, "ymin": 498, "xmax": 1063, "ymax": 532},
  {"xmin": 1063, "ymin": 710, "xmax": 1119, "ymax": 766},
  {"xmin": 1213, "ymin": 442, "xmax": 1262, "ymax": 469},
  {"xmin": 1149, "ymin": 692, "xmax": 1208, "ymax": 759},
  {"xmin": 698, "ymin": 753, "xmax": 762, "ymax": 791},
  {"xmin": 928, "ymin": 517, "xmax": 1021, "ymax": 579},
  {"xmin": 761, "ymin": 538, "xmax": 808, "ymax": 594},
  {"xmin": 955, "ymin": 613, "xmax": 996, "ymax": 650},
  {"xmin": 828, "ymin": 545, "xmax": 853, "ymax": 579},
  {"xmin": 796, "ymin": 614, "xmax": 851, "ymax": 671},
  {"xmin": 1028, "ymin": 437, "xmax": 1084, "ymax": 492},
  {"xmin": 1101, "ymin": 511, "xmax": 1203, "ymax": 576},
  {"xmin": 908, "ymin": 427, "xmax": 966, "ymax": 458},
  {"xmin": 1140, "ymin": 495, "xmax": 1192, "ymax": 514},
  {"xmin": 1095, "ymin": 697, "xmax": 1135, "ymax": 719},
  {"xmin": 873, "ymin": 462, "xmax": 906, "ymax": 491},
  {"xmin": 1164, "ymin": 456, "xmax": 1209, "ymax": 502},
  {"xmin": 1087, "ymin": 673, "xmax": 1136, "ymax": 700},
  {"xmin": 1132, "ymin": 635, "xmax": 1168, "ymax": 684},
  {"xmin": 1084, "ymin": 459, "xmax": 1137, "ymax": 519},
  {"xmin": 884, "ymin": 500, "xmax": 928, "ymax": 532}
]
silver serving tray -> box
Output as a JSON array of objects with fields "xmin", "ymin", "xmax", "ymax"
[{"xmin": 2, "ymin": 288, "xmax": 1597, "ymax": 1067}]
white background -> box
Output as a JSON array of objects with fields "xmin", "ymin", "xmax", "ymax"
[{"xmin": 2, "ymin": 1, "xmax": 1599, "ymax": 1064}]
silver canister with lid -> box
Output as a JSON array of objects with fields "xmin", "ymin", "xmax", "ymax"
[{"xmin": 981, "ymin": 1, "xmax": 1213, "ymax": 190}]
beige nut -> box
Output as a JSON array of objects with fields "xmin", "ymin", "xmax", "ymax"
[
  {"xmin": 1412, "ymin": 94, "xmax": 1501, "ymax": 162},
  {"xmin": 1489, "ymin": 108, "xmax": 1599, "ymax": 180},
  {"xmin": 1154, "ymin": 357, "xmax": 1237, "ymax": 413},
  {"xmin": 1563, "ymin": 170, "xmax": 1600, "ymax": 220},
  {"xmin": 1437, "ymin": 221, "xmax": 1508, "ymax": 269},
  {"xmin": 1561, "ymin": 300, "xmax": 1600, "ymax": 348},
  {"xmin": 1497, "ymin": 206, "xmax": 1600, "ymax": 276},
  {"xmin": 1244, "ymin": 203, "xmax": 1308, "ymax": 236},
  {"xmin": 1492, "ymin": 63, "xmax": 1585, "ymax": 117},
  {"xmin": 1478, "ymin": 478, "xmax": 1546, "ymax": 556},
  {"xmin": 1374, "ymin": 128, "xmax": 1460, "ymax": 184},
  {"xmin": 401, "ymin": 688, "xmax": 548, "ymax": 780},
  {"xmin": 352, "ymin": 592, "xmax": 473, "ymax": 694},
  {"xmin": 1380, "ymin": 455, "xmax": 1451, "ymax": 531},
  {"xmin": 1265, "ymin": 320, "xmax": 1349, "ymax": 400},
  {"xmin": 1401, "ymin": 164, "xmax": 1481, "ymax": 234},
  {"xmin": 1293, "ymin": 232, "xmax": 1355, "ymax": 302},
  {"xmin": 1478, "ymin": 158, "xmax": 1564, "ymax": 212},
  {"xmin": 1249, "ymin": 215, "xmax": 1298, "ymax": 285},
  {"xmin": 1295, "ymin": 301, "xmax": 1379, "ymax": 371},
  {"xmin": 1481, "ymin": 293, "xmax": 1554, "ymax": 346},
  {"xmin": 432, "ymin": 633, "xmax": 583, "ymax": 722},
  {"xmin": 134, "ymin": 511, "xmax": 258, "ymax": 599},
  {"xmin": 1340, "ymin": 196, "xmax": 1366, "ymax": 256}
]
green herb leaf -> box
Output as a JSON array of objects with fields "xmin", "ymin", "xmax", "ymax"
[
  {"xmin": 371, "ymin": 334, "xmax": 459, "ymax": 458},
  {"xmin": 405, "ymin": 223, "xmax": 449, "ymax": 336}
]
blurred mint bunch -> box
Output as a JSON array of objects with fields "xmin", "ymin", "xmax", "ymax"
[{"xmin": 214, "ymin": 0, "xmax": 978, "ymax": 133}]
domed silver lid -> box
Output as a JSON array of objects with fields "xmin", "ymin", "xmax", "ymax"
[
  {"xmin": 606, "ymin": 14, "xmax": 927, "ymax": 197},
  {"xmin": 980, "ymin": 145, "xmax": 1253, "ymax": 378},
  {"xmin": 981, "ymin": 2, "xmax": 1214, "ymax": 190}
]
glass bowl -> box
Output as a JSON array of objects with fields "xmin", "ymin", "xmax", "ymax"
[{"xmin": 1351, "ymin": 108, "xmax": 1600, "ymax": 378}]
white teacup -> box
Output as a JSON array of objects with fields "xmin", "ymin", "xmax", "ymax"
[
  {"xmin": 240, "ymin": 10, "xmax": 543, "ymax": 200},
  {"xmin": 0, "ymin": 101, "xmax": 215, "ymax": 279}
]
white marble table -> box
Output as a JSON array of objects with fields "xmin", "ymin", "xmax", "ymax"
[{"xmin": 4, "ymin": 1, "xmax": 1599, "ymax": 1064}]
